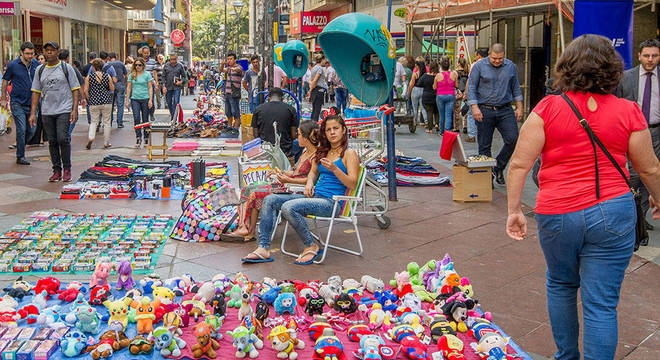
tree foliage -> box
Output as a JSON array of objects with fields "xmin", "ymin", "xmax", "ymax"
[{"xmin": 191, "ymin": 0, "xmax": 250, "ymax": 59}]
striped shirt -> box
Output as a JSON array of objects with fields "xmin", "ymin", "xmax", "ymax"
[{"xmin": 225, "ymin": 64, "xmax": 244, "ymax": 96}]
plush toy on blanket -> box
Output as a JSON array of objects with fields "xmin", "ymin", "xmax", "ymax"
[
  {"xmin": 115, "ymin": 261, "xmax": 136, "ymax": 290},
  {"xmin": 90, "ymin": 262, "xmax": 112, "ymax": 288},
  {"xmin": 57, "ymin": 282, "xmax": 86, "ymax": 303},
  {"xmin": 2, "ymin": 276, "xmax": 33, "ymax": 300}
]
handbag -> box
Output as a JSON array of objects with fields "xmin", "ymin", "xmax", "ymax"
[{"xmin": 561, "ymin": 94, "xmax": 649, "ymax": 251}]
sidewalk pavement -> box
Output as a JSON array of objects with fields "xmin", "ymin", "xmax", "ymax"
[{"xmin": 0, "ymin": 94, "xmax": 655, "ymax": 359}]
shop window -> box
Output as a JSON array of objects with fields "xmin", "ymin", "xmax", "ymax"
[
  {"xmin": 87, "ymin": 24, "xmax": 99, "ymax": 55},
  {"xmin": 1, "ymin": 16, "xmax": 20, "ymax": 71},
  {"xmin": 71, "ymin": 22, "xmax": 85, "ymax": 64}
]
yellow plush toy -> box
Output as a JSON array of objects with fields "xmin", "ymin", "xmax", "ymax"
[
  {"xmin": 103, "ymin": 297, "xmax": 133, "ymax": 330},
  {"xmin": 152, "ymin": 287, "xmax": 175, "ymax": 305}
]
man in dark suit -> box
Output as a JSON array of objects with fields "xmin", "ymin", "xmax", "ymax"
[{"xmin": 616, "ymin": 39, "xmax": 660, "ymax": 231}]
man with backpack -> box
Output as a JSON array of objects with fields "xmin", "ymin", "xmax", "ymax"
[{"xmin": 29, "ymin": 41, "xmax": 80, "ymax": 182}]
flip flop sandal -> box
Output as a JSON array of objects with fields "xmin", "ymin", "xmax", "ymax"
[
  {"xmin": 243, "ymin": 236, "xmax": 256, "ymax": 242},
  {"xmin": 241, "ymin": 251, "xmax": 274, "ymax": 263},
  {"xmin": 294, "ymin": 248, "xmax": 324, "ymax": 265}
]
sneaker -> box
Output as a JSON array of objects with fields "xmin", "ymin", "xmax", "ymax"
[
  {"xmin": 118, "ymin": 124, "xmax": 124, "ymax": 128},
  {"xmin": 16, "ymin": 157, "xmax": 30, "ymax": 165},
  {"xmin": 135, "ymin": 138, "xmax": 142, "ymax": 148},
  {"xmin": 62, "ymin": 169, "xmax": 72, "ymax": 182},
  {"xmin": 48, "ymin": 172, "xmax": 62, "ymax": 182}
]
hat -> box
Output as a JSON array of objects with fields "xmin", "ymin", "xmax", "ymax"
[{"xmin": 44, "ymin": 41, "xmax": 59, "ymax": 50}]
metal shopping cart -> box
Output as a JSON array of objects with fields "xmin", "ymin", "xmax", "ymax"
[{"xmin": 344, "ymin": 105, "xmax": 393, "ymax": 229}]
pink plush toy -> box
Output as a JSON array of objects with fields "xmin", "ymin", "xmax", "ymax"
[{"xmin": 90, "ymin": 262, "xmax": 112, "ymax": 288}]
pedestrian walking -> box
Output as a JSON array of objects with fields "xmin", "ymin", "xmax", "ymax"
[
  {"xmin": 616, "ymin": 39, "xmax": 660, "ymax": 234},
  {"xmin": 155, "ymin": 54, "xmax": 165, "ymax": 110},
  {"xmin": 162, "ymin": 54, "xmax": 186, "ymax": 121},
  {"xmin": 407, "ymin": 60, "xmax": 428, "ymax": 125},
  {"xmin": 506, "ymin": 34, "xmax": 660, "ymax": 360},
  {"xmin": 125, "ymin": 58, "xmax": 153, "ymax": 148},
  {"xmin": 308, "ymin": 54, "xmax": 327, "ymax": 122},
  {"xmin": 29, "ymin": 41, "xmax": 80, "ymax": 182},
  {"xmin": 242, "ymin": 55, "xmax": 261, "ymax": 109},
  {"xmin": 419, "ymin": 62, "xmax": 439, "ymax": 133},
  {"xmin": 222, "ymin": 53, "xmax": 243, "ymax": 129},
  {"xmin": 327, "ymin": 60, "xmax": 347, "ymax": 114},
  {"xmin": 138, "ymin": 46, "xmax": 158, "ymax": 121},
  {"xmin": 58, "ymin": 49, "xmax": 84, "ymax": 138},
  {"xmin": 1, "ymin": 41, "xmax": 40, "ymax": 165},
  {"xmin": 107, "ymin": 52, "xmax": 128, "ymax": 128},
  {"xmin": 433, "ymin": 56, "xmax": 458, "ymax": 135},
  {"xmin": 466, "ymin": 43, "xmax": 523, "ymax": 185},
  {"xmin": 85, "ymin": 58, "xmax": 115, "ymax": 149}
]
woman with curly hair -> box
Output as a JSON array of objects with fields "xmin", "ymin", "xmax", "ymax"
[{"xmin": 506, "ymin": 34, "xmax": 660, "ymax": 360}]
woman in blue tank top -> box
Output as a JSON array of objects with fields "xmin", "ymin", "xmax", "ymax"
[{"xmin": 241, "ymin": 115, "xmax": 361, "ymax": 265}]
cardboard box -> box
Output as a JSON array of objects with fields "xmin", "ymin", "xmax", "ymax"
[
  {"xmin": 452, "ymin": 165, "xmax": 492, "ymax": 202},
  {"xmin": 241, "ymin": 114, "xmax": 254, "ymax": 144}
]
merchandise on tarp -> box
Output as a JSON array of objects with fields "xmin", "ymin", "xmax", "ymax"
[
  {"xmin": 167, "ymin": 95, "xmax": 238, "ymax": 138},
  {"xmin": 171, "ymin": 179, "xmax": 239, "ymax": 242},
  {"xmin": 367, "ymin": 155, "xmax": 452, "ymax": 187},
  {"xmin": 0, "ymin": 253, "xmax": 532, "ymax": 360},
  {"xmin": 0, "ymin": 212, "xmax": 173, "ymax": 274}
]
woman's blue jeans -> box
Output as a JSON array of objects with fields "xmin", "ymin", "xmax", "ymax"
[
  {"xmin": 258, "ymin": 193, "xmax": 336, "ymax": 250},
  {"xmin": 435, "ymin": 94, "xmax": 455, "ymax": 134},
  {"xmin": 535, "ymin": 192, "xmax": 635, "ymax": 360},
  {"xmin": 130, "ymin": 99, "xmax": 149, "ymax": 139}
]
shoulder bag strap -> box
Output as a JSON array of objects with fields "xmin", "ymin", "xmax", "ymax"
[{"xmin": 560, "ymin": 93, "xmax": 632, "ymax": 199}]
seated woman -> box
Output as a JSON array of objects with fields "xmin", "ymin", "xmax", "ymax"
[
  {"xmin": 225, "ymin": 121, "xmax": 319, "ymax": 242},
  {"xmin": 242, "ymin": 115, "xmax": 360, "ymax": 264}
]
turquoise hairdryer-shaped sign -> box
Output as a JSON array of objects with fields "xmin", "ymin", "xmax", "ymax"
[{"xmin": 318, "ymin": 13, "xmax": 396, "ymax": 106}]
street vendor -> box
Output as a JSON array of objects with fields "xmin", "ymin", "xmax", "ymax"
[
  {"xmin": 229, "ymin": 120, "xmax": 319, "ymax": 245},
  {"xmin": 251, "ymin": 87, "xmax": 298, "ymax": 157}
]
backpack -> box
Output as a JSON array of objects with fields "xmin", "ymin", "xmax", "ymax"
[{"xmin": 38, "ymin": 62, "xmax": 72, "ymax": 89}]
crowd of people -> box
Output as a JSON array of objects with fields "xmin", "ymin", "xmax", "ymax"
[{"xmin": 0, "ymin": 41, "xmax": 193, "ymax": 180}]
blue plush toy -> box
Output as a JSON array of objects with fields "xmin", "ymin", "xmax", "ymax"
[
  {"xmin": 60, "ymin": 329, "xmax": 92, "ymax": 357},
  {"xmin": 261, "ymin": 286, "xmax": 281, "ymax": 305},
  {"xmin": 374, "ymin": 290, "xmax": 399, "ymax": 312},
  {"xmin": 273, "ymin": 292, "xmax": 296, "ymax": 315}
]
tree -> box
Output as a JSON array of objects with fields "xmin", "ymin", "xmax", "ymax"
[{"xmin": 191, "ymin": 0, "xmax": 249, "ymax": 59}]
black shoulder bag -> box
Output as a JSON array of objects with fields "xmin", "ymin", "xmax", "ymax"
[{"xmin": 561, "ymin": 93, "xmax": 648, "ymax": 251}]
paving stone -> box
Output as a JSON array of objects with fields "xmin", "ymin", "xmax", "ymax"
[{"xmin": 0, "ymin": 173, "xmax": 30, "ymax": 181}]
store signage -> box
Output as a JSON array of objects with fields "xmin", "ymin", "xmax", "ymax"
[
  {"xmin": 170, "ymin": 29, "xmax": 185, "ymax": 44},
  {"xmin": 290, "ymin": 11, "xmax": 329, "ymax": 34},
  {"xmin": 0, "ymin": 2, "xmax": 18, "ymax": 16},
  {"xmin": 133, "ymin": 19, "xmax": 154, "ymax": 30},
  {"xmin": 39, "ymin": 0, "xmax": 66, "ymax": 8}
]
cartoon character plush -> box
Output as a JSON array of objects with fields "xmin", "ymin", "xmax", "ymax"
[
  {"xmin": 314, "ymin": 327, "xmax": 344, "ymax": 360},
  {"xmin": 227, "ymin": 325, "xmax": 263, "ymax": 358},
  {"xmin": 90, "ymin": 262, "xmax": 112, "ymax": 288},
  {"xmin": 129, "ymin": 335, "xmax": 154, "ymax": 355},
  {"xmin": 255, "ymin": 298, "xmax": 269, "ymax": 323},
  {"xmin": 3, "ymin": 276, "xmax": 32, "ymax": 300},
  {"xmin": 438, "ymin": 334, "xmax": 464, "ymax": 360},
  {"xmin": 389, "ymin": 324, "xmax": 428, "ymax": 360},
  {"xmin": 400, "ymin": 293, "xmax": 422, "ymax": 312},
  {"xmin": 163, "ymin": 311, "xmax": 183, "ymax": 336},
  {"xmin": 115, "ymin": 261, "xmax": 135, "ymax": 290},
  {"xmin": 389, "ymin": 271, "xmax": 412, "ymax": 297},
  {"xmin": 193, "ymin": 282, "xmax": 218, "ymax": 303},
  {"xmin": 103, "ymin": 297, "xmax": 133, "ymax": 331},
  {"xmin": 182, "ymin": 299, "xmax": 208, "ymax": 322},
  {"xmin": 164, "ymin": 303, "xmax": 191, "ymax": 328},
  {"xmin": 65, "ymin": 293, "xmax": 89, "ymax": 324},
  {"xmin": 227, "ymin": 284, "xmax": 242, "ymax": 308},
  {"xmin": 440, "ymin": 300, "xmax": 468, "ymax": 333},
  {"xmin": 140, "ymin": 274, "xmax": 163, "ymax": 294},
  {"xmin": 96, "ymin": 329, "xmax": 131, "ymax": 351},
  {"xmin": 36, "ymin": 305, "xmax": 66, "ymax": 328},
  {"xmin": 205, "ymin": 315, "xmax": 225, "ymax": 340},
  {"xmin": 33, "ymin": 277, "xmax": 60, "ymax": 299},
  {"xmin": 440, "ymin": 273, "xmax": 461, "ymax": 295},
  {"xmin": 332, "ymin": 293, "xmax": 357, "ymax": 314},
  {"xmin": 75, "ymin": 304, "xmax": 101, "ymax": 334},
  {"xmin": 374, "ymin": 290, "xmax": 399, "ymax": 312},
  {"xmin": 60, "ymin": 329, "xmax": 93, "ymax": 357},
  {"xmin": 89, "ymin": 284, "xmax": 112, "ymax": 306},
  {"xmin": 192, "ymin": 322, "xmax": 221, "ymax": 359},
  {"xmin": 274, "ymin": 292, "xmax": 296, "ymax": 315},
  {"xmin": 57, "ymin": 282, "xmax": 86, "ymax": 303},
  {"xmin": 32, "ymin": 289, "xmax": 49, "ymax": 310},
  {"xmin": 132, "ymin": 296, "xmax": 160, "ymax": 334},
  {"xmin": 210, "ymin": 293, "xmax": 227, "ymax": 317},
  {"xmin": 354, "ymin": 333, "xmax": 396, "ymax": 360},
  {"xmin": 458, "ymin": 277, "xmax": 474, "ymax": 298},
  {"xmin": 238, "ymin": 283, "xmax": 254, "ymax": 321},
  {"xmin": 150, "ymin": 325, "xmax": 187, "ymax": 357},
  {"xmin": 305, "ymin": 295, "xmax": 326, "ymax": 316},
  {"xmin": 261, "ymin": 286, "xmax": 281, "ymax": 305},
  {"xmin": 296, "ymin": 282, "xmax": 320, "ymax": 306},
  {"xmin": 318, "ymin": 276, "xmax": 342, "ymax": 306},
  {"xmin": 359, "ymin": 303, "xmax": 392, "ymax": 331},
  {"xmin": 360, "ymin": 275, "xmax": 385, "ymax": 294},
  {"xmin": 470, "ymin": 330, "xmax": 513, "ymax": 360},
  {"xmin": 429, "ymin": 315, "xmax": 456, "ymax": 342},
  {"xmin": 267, "ymin": 321, "xmax": 305, "ymax": 360},
  {"xmin": 395, "ymin": 307, "xmax": 425, "ymax": 336},
  {"xmin": 153, "ymin": 287, "xmax": 175, "ymax": 305},
  {"xmin": 88, "ymin": 339, "xmax": 114, "ymax": 360}
]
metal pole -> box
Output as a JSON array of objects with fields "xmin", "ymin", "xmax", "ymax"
[
  {"xmin": 524, "ymin": 14, "xmax": 530, "ymax": 117},
  {"xmin": 300, "ymin": 0, "xmax": 305, "ymax": 40},
  {"xmin": 504, "ymin": 21, "xmax": 508, "ymax": 54},
  {"xmin": 475, "ymin": 19, "xmax": 479, "ymax": 53},
  {"xmin": 224, "ymin": 0, "xmax": 228, "ymax": 60},
  {"xmin": 488, "ymin": 0, "xmax": 493, "ymax": 46},
  {"xmin": 386, "ymin": 0, "xmax": 397, "ymax": 201},
  {"xmin": 442, "ymin": 1, "xmax": 446, "ymax": 55},
  {"xmin": 557, "ymin": 3, "xmax": 566, "ymax": 52}
]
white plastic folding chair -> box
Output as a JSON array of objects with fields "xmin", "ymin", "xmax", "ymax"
[{"xmin": 277, "ymin": 166, "xmax": 367, "ymax": 264}]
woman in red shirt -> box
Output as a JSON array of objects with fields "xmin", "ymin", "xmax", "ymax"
[{"xmin": 506, "ymin": 34, "xmax": 660, "ymax": 360}]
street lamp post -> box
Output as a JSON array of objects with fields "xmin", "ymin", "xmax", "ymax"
[{"xmin": 232, "ymin": 0, "xmax": 245, "ymax": 55}]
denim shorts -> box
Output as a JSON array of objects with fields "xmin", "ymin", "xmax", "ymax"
[{"xmin": 225, "ymin": 96, "xmax": 241, "ymax": 119}]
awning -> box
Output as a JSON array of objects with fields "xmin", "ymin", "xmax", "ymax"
[
  {"xmin": 396, "ymin": 40, "xmax": 452, "ymax": 55},
  {"xmin": 104, "ymin": 0, "xmax": 157, "ymax": 11}
]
